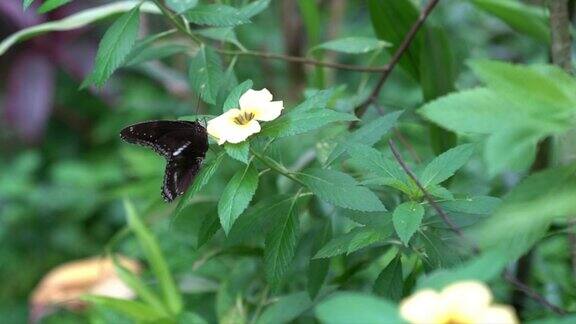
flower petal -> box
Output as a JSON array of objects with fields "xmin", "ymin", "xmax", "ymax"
[
  {"xmin": 477, "ymin": 305, "xmax": 518, "ymax": 324},
  {"xmin": 399, "ymin": 290, "xmax": 444, "ymax": 324},
  {"xmin": 239, "ymin": 88, "xmax": 284, "ymax": 121},
  {"xmin": 439, "ymin": 281, "xmax": 493, "ymax": 321},
  {"xmin": 207, "ymin": 109, "xmax": 261, "ymax": 145}
]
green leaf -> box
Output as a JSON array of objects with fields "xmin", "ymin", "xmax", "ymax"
[
  {"xmin": 218, "ymin": 163, "xmax": 259, "ymax": 234},
  {"xmin": 38, "ymin": 0, "xmax": 72, "ymax": 14},
  {"xmin": 196, "ymin": 27, "xmax": 243, "ymax": 49},
  {"xmin": 298, "ymin": 168, "xmax": 386, "ymax": 212},
  {"xmin": 484, "ymin": 127, "xmax": 540, "ymax": 176},
  {"xmin": 240, "ymin": 0, "xmax": 271, "ymax": 18},
  {"xmin": 124, "ymin": 200, "xmax": 183, "ymax": 315},
  {"xmin": 224, "ymin": 141, "xmax": 250, "ymax": 164},
  {"xmin": 82, "ymin": 5, "xmax": 141, "ymax": 88},
  {"xmin": 470, "ymin": 164, "xmax": 576, "ymax": 260},
  {"xmin": 223, "ymin": 80, "xmax": 253, "ymax": 112},
  {"xmin": 173, "ymin": 152, "xmax": 225, "ymax": 217},
  {"xmin": 440, "ymin": 196, "xmax": 501, "ymax": 215},
  {"xmin": 420, "ymin": 26, "xmax": 456, "ymax": 101},
  {"xmin": 291, "ymin": 88, "xmax": 337, "ymax": 113},
  {"xmin": 2, "ymin": 1, "xmax": 159, "ymax": 56},
  {"xmin": 469, "ymin": 60, "xmax": 576, "ymax": 112},
  {"xmin": 417, "ymin": 250, "xmax": 509, "ymax": 290},
  {"xmin": 125, "ymin": 43, "xmax": 188, "ymax": 66},
  {"xmin": 83, "ymin": 296, "xmax": 167, "ymax": 321},
  {"xmin": 373, "ymin": 254, "xmax": 403, "ymax": 301},
  {"xmin": 418, "ymin": 88, "xmax": 567, "ymax": 135},
  {"xmin": 393, "ymin": 201, "xmax": 424, "ymax": 245},
  {"xmin": 315, "ymin": 293, "xmax": 401, "ymax": 324},
  {"xmin": 256, "ymin": 291, "xmax": 313, "ymax": 324},
  {"xmin": 307, "ymin": 220, "xmax": 331, "ymax": 299},
  {"xmin": 178, "ymin": 312, "xmax": 209, "ymax": 324},
  {"xmin": 23, "ymin": 0, "xmax": 35, "ymax": 10},
  {"xmin": 264, "ymin": 194, "xmax": 301, "ymax": 288},
  {"xmin": 420, "ymin": 144, "xmax": 474, "ymax": 188},
  {"xmin": 167, "ymin": 0, "xmax": 198, "ymax": 13},
  {"xmin": 312, "ymin": 37, "xmax": 390, "ymax": 54},
  {"xmin": 111, "ymin": 257, "xmax": 168, "ymax": 315},
  {"xmin": 262, "ymin": 110, "xmax": 357, "ymax": 139},
  {"xmin": 471, "ymin": 0, "xmax": 550, "ymax": 43},
  {"xmin": 314, "ymin": 223, "xmax": 393, "ymax": 258},
  {"xmin": 185, "ymin": 4, "xmax": 250, "ymax": 27},
  {"xmin": 347, "ymin": 144, "xmax": 413, "ymax": 194},
  {"xmin": 326, "ymin": 111, "xmax": 402, "ymax": 165},
  {"xmin": 189, "ymin": 45, "xmax": 224, "ymax": 105},
  {"xmin": 368, "ymin": 0, "xmax": 422, "ymax": 80}
]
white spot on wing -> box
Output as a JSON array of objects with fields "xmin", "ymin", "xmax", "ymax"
[{"xmin": 173, "ymin": 142, "xmax": 191, "ymax": 156}]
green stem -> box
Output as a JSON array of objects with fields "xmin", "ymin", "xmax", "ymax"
[{"xmin": 249, "ymin": 147, "xmax": 305, "ymax": 186}]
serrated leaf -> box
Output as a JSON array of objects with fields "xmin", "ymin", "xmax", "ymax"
[
  {"xmin": 167, "ymin": 0, "xmax": 198, "ymax": 13},
  {"xmin": 469, "ymin": 60, "xmax": 575, "ymax": 112},
  {"xmin": 368, "ymin": 0, "xmax": 422, "ymax": 80},
  {"xmin": 485, "ymin": 127, "xmax": 540, "ymax": 176},
  {"xmin": 185, "ymin": 4, "xmax": 250, "ymax": 27},
  {"xmin": 298, "ymin": 168, "xmax": 386, "ymax": 212},
  {"xmin": 224, "ymin": 141, "xmax": 250, "ymax": 164},
  {"xmin": 315, "ymin": 293, "xmax": 401, "ymax": 324},
  {"xmin": 174, "ymin": 152, "xmax": 225, "ymax": 217},
  {"xmin": 125, "ymin": 43, "xmax": 188, "ymax": 66},
  {"xmin": 291, "ymin": 88, "xmax": 337, "ymax": 113},
  {"xmin": 393, "ymin": 201, "xmax": 424, "ymax": 245},
  {"xmin": 124, "ymin": 200, "xmax": 183, "ymax": 315},
  {"xmin": 227, "ymin": 194, "xmax": 302, "ymax": 245},
  {"xmin": 240, "ymin": 0, "xmax": 271, "ymax": 18},
  {"xmin": 307, "ymin": 220, "xmax": 331, "ymax": 299},
  {"xmin": 347, "ymin": 144, "xmax": 413, "ymax": 194},
  {"xmin": 264, "ymin": 194, "xmax": 301, "ymax": 288},
  {"xmin": 471, "ymin": 0, "xmax": 550, "ymax": 43},
  {"xmin": 314, "ymin": 223, "xmax": 393, "ymax": 258},
  {"xmin": 223, "ymin": 80, "xmax": 253, "ymax": 111},
  {"xmin": 189, "ymin": 46, "xmax": 224, "ymax": 104},
  {"xmin": 420, "ymin": 144, "xmax": 474, "ymax": 188},
  {"xmin": 218, "ymin": 163, "xmax": 259, "ymax": 234},
  {"xmin": 197, "ymin": 27, "xmax": 243, "ymax": 48},
  {"xmin": 261, "ymin": 110, "xmax": 357, "ymax": 138},
  {"xmin": 38, "ymin": 0, "xmax": 72, "ymax": 14},
  {"xmin": 373, "ymin": 254, "xmax": 403, "ymax": 301},
  {"xmin": 82, "ymin": 6, "xmax": 140, "ymax": 88},
  {"xmin": 256, "ymin": 291, "xmax": 313, "ymax": 324},
  {"xmin": 440, "ymin": 196, "xmax": 501, "ymax": 215},
  {"xmin": 326, "ymin": 111, "xmax": 402, "ymax": 165},
  {"xmin": 312, "ymin": 37, "xmax": 390, "ymax": 54}
]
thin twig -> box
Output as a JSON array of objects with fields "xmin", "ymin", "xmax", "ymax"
[
  {"xmin": 387, "ymin": 139, "xmax": 479, "ymax": 254},
  {"xmin": 354, "ymin": 0, "xmax": 441, "ymax": 118},
  {"xmin": 504, "ymin": 270, "xmax": 566, "ymax": 315}
]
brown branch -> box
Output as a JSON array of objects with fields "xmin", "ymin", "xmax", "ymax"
[
  {"xmin": 549, "ymin": 0, "xmax": 572, "ymax": 72},
  {"xmin": 387, "ymin": 139, "xmax": 479, "ymax": 253},
  {"xmin": 504, "ymin": 270, "xmax": 566, "ymax": 315},
  {"xmin": 354, "ymin": 0, "xmax": 441, "ymax": 118}
]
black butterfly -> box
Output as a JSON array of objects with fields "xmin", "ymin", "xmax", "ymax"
[{"xmin": 120, "ymin": 120, "xmax": 208, "ymax": 202}]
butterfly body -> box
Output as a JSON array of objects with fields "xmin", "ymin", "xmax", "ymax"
[{"xmin": 120, "ymin": 120, "xmax": 208, "ymax": 202}]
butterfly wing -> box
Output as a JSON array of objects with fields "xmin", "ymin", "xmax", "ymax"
[
  {"xmin": 162, "ymin": 154, "xmax": 202, "ymax": 202},
  {"xmin": 120, "ymin": 120, "xmax": 208, "ymax": 202},
  {"xmin": 120, "ymin": 120, "xmax": 207, "ymax": 158}
]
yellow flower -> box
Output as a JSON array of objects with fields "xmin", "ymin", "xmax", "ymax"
[
  {"xmin": 207, "ymin": 88, "xmax": 283, "ymax": 144},
  {"xmin": 399, "ymin": 281, "xmax": 518, "ymax": 324}
]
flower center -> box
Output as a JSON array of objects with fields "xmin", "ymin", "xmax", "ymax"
[{"xmin": 233, "ymin": 111, "xmax": 255, "ymax": 125}]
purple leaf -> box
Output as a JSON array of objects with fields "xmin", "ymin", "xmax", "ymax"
[{"xmin": 4, "ymin": 50, "xmax": 55, "ymax": 143}]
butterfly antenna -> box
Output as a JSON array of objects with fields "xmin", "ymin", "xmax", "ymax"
[{"xmin": 194, "ymin": 94, "xmax": 201, "ymax": 121}]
